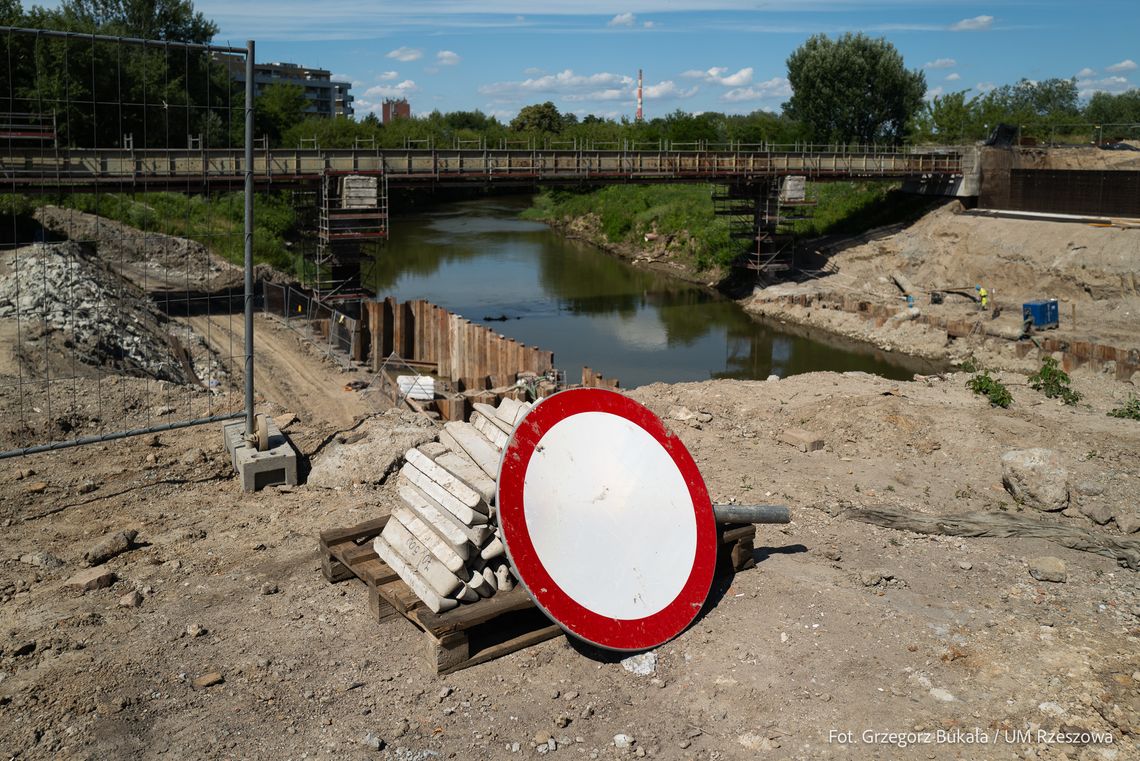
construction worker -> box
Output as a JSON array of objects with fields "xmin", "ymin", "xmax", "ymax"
[{"xmin": 976, "ymin": 284, "xmax": 989, "ymax": 311}]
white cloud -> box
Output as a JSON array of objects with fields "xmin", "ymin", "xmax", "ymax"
[
  {"xmin": 386, "ymin": 46, "xmax": 423, "ymax": 62},
  {"xmin": 925, "ymin": 86, "xmax": 944, "ymax": 100},
  {"xmin": 945, "ymin": 72, "xmax": 961, "ymax": 82},
  {"xmin": 1076, "ymin": 67, "xmax": 1096, "ymax": 78},
  {"xmin": 642, "ymin": 20, "xmax": 657, "ymax": 28},
  {"xmin": 681, "ymin": 66, "xmax": 753, "ymax": 87},
  {"xmin": 924, "ymin": 58, "xmax": 956, "ymax": 69},
  {"xmin": 607, "ymin": 12, "xmax": 635, "ymax": 27},
  {"xmin": 643, "ymin": 81, "xmax": 698, "ymax": 99},
  {"xmin": 479, "ymin": 69, "xmax": 634, "ymax": 102},
  {"xmin": 436, "ymin": 50, "xmax": 461, "ymax": 66},
  {"xmin": 378, "ymin": 71, "xmax": 399, "ymax": 81},
  {"xmin": 974, "ymin": 81, "xmax": 996, "ymax": 92},
  {"xmin": 1077, "ymin": 75, "xmax": 1131, "ymax": 97},
  {"xmin": 523, "ymin": 67, "xmax": 544, "ymax": 75},
  {"xmin": 721, "ymin": 76, "xmax": 791, "ymax": 102},
  {"xmin": 950, "ymin": 15, "xmax": 993, "ymax": 31},
  {"xmin": 1106, "ymin": 59, "xmax": 1137, "ymax": 73},
  {"xmin": 362, "ymin": 80, "xmax": 418, "ymax": 99}
]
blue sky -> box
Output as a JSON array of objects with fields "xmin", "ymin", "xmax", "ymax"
[{"xmin": 62, "ymin": 1, "xmax": 1140, "ymax": 120}]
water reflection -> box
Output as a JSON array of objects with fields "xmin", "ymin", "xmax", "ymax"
[{"xmin": 368, "ymin": 197, "xmax": 930, "ymax": 388}]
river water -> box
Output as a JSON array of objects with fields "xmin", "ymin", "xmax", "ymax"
[{"xmin": 368, "ymin": 197, "xmax": 930, "ymax": 388}]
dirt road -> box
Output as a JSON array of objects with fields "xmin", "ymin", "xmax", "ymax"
[{"xmin": 188, "ymin": 313, "xmax": 372, "ymax": 432}]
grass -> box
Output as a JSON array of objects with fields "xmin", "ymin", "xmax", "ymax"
[
  {"xmin": 0, "ymin": 191, "xmax": 306, "ymax": 277},
  {"xmin": 62, "ymin": 192, "xmax": 305, "ymax": 275},
  {"xmin": 523, "ymin": 180, "xmax": 939, "ymax": 272},
  {"xmin": 522, "ymin": 185, "xmax": 737, "ymax": 271}
]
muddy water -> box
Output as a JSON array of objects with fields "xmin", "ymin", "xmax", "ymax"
[{"xmin": 368, "ymin": 197, "xmax": 932, "ymax": 388}]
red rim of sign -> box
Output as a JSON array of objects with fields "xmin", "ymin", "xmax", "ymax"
[{"xmin": 497, "ymin": 388, "xmax": 717, "ymax": 652}]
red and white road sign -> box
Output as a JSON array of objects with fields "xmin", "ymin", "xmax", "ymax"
[{"xmin": 497, "ymin": 388, "xmax": 717, "ymax": 651}]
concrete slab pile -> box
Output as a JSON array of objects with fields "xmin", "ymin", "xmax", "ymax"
[{"xmin": 375, "ymin": 397, "xmax": 533, "ymax": 612}]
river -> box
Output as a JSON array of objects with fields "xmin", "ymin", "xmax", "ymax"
[{"xmin": 367, "ymin": 197, "xmax": 931, "ymax": 388}]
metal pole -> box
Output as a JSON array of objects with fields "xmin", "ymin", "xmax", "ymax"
[{"xmin": 244, "ymin": 39, "xmax": 256, "ymax": 437}]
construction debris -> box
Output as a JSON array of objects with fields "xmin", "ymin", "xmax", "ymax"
[{"xmin": 374, "ymin": 397, "xmax": 533, "ymax": 612}]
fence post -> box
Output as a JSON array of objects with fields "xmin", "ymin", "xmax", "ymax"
[{"xmin": 243, "ymin": 39, "xmax": 256, "ymax": 438}]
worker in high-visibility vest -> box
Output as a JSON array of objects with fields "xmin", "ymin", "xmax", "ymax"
[{"xmin": 976, "ymin": 285, "xmax": 989, "ymax": 311}]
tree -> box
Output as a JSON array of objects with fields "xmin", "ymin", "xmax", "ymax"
[
  {"xmin": 784, "ymin": 32, "xmax": 925, "ymax": 145},
  {"xmin": 255, "ymin": 84, "xmax": 309, "ymax": 146},
  {"xmin": 510, "ymin": 101, "xmax": 564, "ymax": 133},
  {"xmin": 912, "ymin": 91, "xmax": 982, "ymax": 143},
  {"xmin": 1084, "ymin": 90, "xmax": 1140, "ymax": 131},
  {"xmin": 56, "ymin": 0, "xmax": 218, "ymax": 43}
]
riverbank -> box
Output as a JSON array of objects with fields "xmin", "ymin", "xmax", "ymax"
[{"xmin": 744, "ymin": 201, "xmax": 1140, "ymax": 383}]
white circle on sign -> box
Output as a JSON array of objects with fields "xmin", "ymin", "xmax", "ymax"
[{"xmin": 522, "ymin": 410, "xmax": 697, "ymax": 621}]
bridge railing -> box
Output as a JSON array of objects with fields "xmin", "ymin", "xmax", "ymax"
[{"xmin": 0, "ymin": 146, "xmax": 964, "ymax": 188}]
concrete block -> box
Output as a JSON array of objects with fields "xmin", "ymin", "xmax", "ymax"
[
  {"xmin": 778, "ymin": 428, "xmax": 825, "ymax": 453},
  {"xmin": 222, "ymin": 419, "xmax": 298, "ymax": 492}
]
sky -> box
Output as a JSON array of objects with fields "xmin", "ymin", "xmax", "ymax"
[{"xmin": 48, "ymin": 1, "xmax": 1140, "ymax": 121}]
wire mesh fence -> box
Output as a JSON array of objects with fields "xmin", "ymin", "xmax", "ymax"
[
  {"xmin": 262, "ymin": 281, "xmax": 362, "ymax": 366},
  {"xmin": 0, "ymin": 28, "xmax": 254, "ymax": 458}
]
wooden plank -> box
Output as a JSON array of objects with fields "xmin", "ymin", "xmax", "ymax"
[
  {"xmin": 319, "ymin": 516, "xmax": 390, "ymax": 548},
  {"xmin": 411, "ymin": 583, "xmax": 535, "ymax": 636},
  {"xmin": 441, "ymin": 624, "xmax": 564, "ymax": 675}
]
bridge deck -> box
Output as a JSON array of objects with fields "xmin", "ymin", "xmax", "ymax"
[{"xmin": 0, "ymin": 148, "xmax": 963, "ymax": 192}]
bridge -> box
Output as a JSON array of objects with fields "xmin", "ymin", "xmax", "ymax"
[
  {"xmin": 2, "ymin": 145, "xmax": 967, "ymax": 288},
  {"xmin": 0, "ymin": 146, "xmax": 964, "ymax": 192}
]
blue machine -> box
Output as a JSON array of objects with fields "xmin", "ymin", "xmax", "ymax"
[{"xmin": 1023, "ymin": 299, "xmax": 1059, "ymax": 329}]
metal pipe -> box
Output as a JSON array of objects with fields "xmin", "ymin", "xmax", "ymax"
[
  {"xmin": 243, "ymin": 39, "xmax": 256, "ymax": 438},
  {"xmin": 713, "ymin": 504, "xmax": 791, "ymax": 525},
  {"xmin": 0, "ymin": 412, "xmax": 243, "ymax": 460}
]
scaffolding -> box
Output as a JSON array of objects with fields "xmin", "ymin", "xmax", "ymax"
[
  {"xmin": 312, "ymin": 169, "xmax": 389, "ymax": 300},
  {"xmin": 713, "ymin": 176, "xmax": 814, "ymax": 280}
]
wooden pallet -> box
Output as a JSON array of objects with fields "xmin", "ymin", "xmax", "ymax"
[{"xmin": 319, "ymin": 516, "xmax": 758, "ymax": 674}]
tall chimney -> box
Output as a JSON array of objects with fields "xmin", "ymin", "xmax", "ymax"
[{"xmin": 636, "ymin": 69, "xmax": 643, "ymax": 122}]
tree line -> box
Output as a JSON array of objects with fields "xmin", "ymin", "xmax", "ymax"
[{"xmin": 1, "ymin": 3, "xmax": 1137, "ymax": 150}]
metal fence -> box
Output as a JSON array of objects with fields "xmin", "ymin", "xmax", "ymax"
[
  {"xmin": 262, "ymin": 281, "xmax": 362, "ymax": 365},
  {"xmin": 0, "ymin": 28, "xmax": 256, "ymax": 458}
]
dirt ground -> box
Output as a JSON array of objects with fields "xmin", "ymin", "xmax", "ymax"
[
  {"xmin": 1, "ymin": 362, "xmax": 1138, "ymax": 760},
  {"xmin": 745, "ymin": 202, "xmax": 1140, "ymax": 377}
]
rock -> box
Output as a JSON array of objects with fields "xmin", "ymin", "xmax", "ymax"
[
  {"xmin": 438, "ymin": 686, "xmax": 452, "ymax": 701},
  {"xmin": 186, "ymin": 623, "xmax": 208, "ymax": 638},
  {"xmin": 259, "ymin": 582, "xmax": 279, "ymax": 596},
  {"xmin": 306, "ymin": 410, "xmax": 436, "ymax": 489},
  {"xmin": 1000, "ymin": 449, "xmax": 1069, "ymax": 511},
  {"xmin": 1028, "ymin": 556, "xmax": 1067, "ymax": 583},
  {"xmin": 555, "ymin": 716, "xmax": 571, "ymax": 729},
  {"xmin": 613, "ymin": 734, "xmax": 634, "ymax": 749},
  {"xmin": 25, "ymin": 481, "xmax": 48, "ymax": 494},
  {"xmin": 20, "ymin": 551, "xmax": 64, "ymax": 570},
  {"xmin": 777, "ymin": 428, "xmax": 825, "ymax": 453},
  {"xmin": 274, "ymin": 412, "xmax": 299, "ymax": 429},
  {"xmin": 361, "ymin": 732, "xmax": 384, "ymax": 751},
  {"xmin": 15, "ymin": 468, "xmax": 35, "ymax": 479},
  {"xmin": 620, "ymin": 651, "xmax": 657, "ymax": 676},
  {"xmin": 1116, "ymin": 511, "xmax": 1140, "ymax": 534},
  {"xmin": 1074, "ymin": 481, "xmax": 1105, "ymax": 497},
  {"xmin": 668, "ymin": 406, "xmax": 696, "ymax": 422},
  {"xmin": 8, "ymin": 641, "xmax": 36, "ymax": 657},
  {"xmin": 1079, "ymin": 502, "xmax": 1114, "ymax": 526},
  {"xmin": 145, "ymin": 453, "xmax": 157, "ymax": 465},
  {"xmin": 77, "ymin": 481, "xmax": 98, "ymax": 495},
  {"xmin": 534, "ymin": 731, "xmax": 552, "ymax": 745},
  {"xmin": 563, "ymin": 691, "xmax": 579, "ymax": 701},
  {"xmin": 958, "ymin": 561, "xmax": 973, "ymax": 571},
  {"xmin": 118, "ymin": 591, "xmax": 143, "ymax": 608},
  {"xmin": 64, "ymin": 567, "xmax": 116, "ymax": 591},
  {"xmin": 929, "ymin": 688, "xmax": 956, "ymax": 702},
  {"xmin": 84, "ymin": 530, "xmax": 138, "ymax": 566},
  {"xmin": 179, "ymin": 448, "xmax": 206, "ymax": 466},
  {"xmin": 191, "ymin": 671, "xmax": 224, "ymax": 690},
  {"xmin": 766, "ymin": 374, "xmax": 780, "ymax": 382}
]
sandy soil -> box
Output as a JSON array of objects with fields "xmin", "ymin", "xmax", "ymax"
[
  {"xmin": 1, "ymin": 366, "xmax": 1137, "ymax": 760},
  {"xmin": 745, "ymin": 202, "xmax": 1140, "ymax": 378}
]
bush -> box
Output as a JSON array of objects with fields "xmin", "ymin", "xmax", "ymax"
[
  {"xmin": 1028, "ymin": 357, "xmax": 1081, "ymax": 405},
  {"xmin": 1107, "ymin": 396, "xmax": 1140, "ymax": 421},
  {"xmin": 967, "ymin": 371, "xmax": 1012, "ymax": 408}
]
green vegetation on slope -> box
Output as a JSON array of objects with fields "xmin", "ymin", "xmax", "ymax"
[
  {"xmin": 61, "ymin": 192, "xmax": 306, "ymax": 275},
  {"xmin": 523, "ymin": 181, "xmax": 938, "ymax": 272}
]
